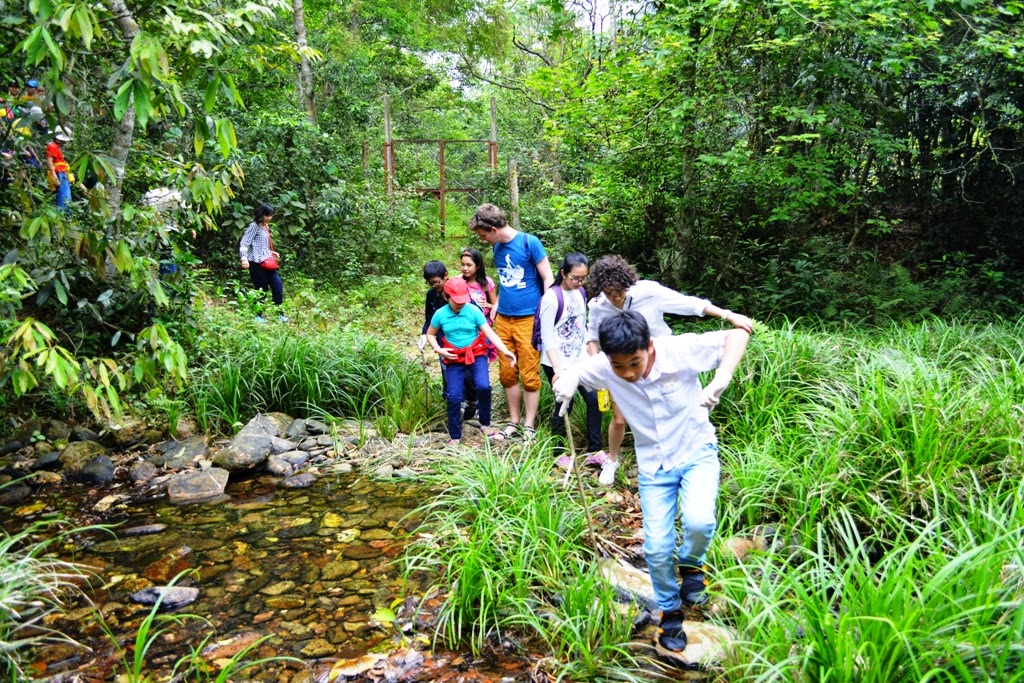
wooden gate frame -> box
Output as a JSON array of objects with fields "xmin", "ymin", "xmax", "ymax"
[{"xmin": 382, "ymin": 95, "xmax": 498, "ymax": 236}]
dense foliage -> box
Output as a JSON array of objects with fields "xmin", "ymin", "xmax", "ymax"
[{"xmin": 2, "ymin": 0, "xmax": 1023, "ymax": 419}]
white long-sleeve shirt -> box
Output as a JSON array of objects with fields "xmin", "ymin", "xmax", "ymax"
[
  {"xmin": 558, "ymin": 332, "xmax": 727, "ymax": 475},
  {"xmin": 586, "ymin": 280, "xmax": 709, "ymax": 343}
]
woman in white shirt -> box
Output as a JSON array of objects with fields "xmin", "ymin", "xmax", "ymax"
[
  {"xmin": 540, "ymin": 253, "xmax": 603, "ymax": 461},
  {"xmin": 586, "ymin": 255, "xmax": 753, "ymax": 485}
]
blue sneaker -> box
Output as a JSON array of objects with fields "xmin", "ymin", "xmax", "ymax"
[
  {"xmin": 255, "ymin": 316, "xmax": 267, "ymax": 324},
  {"xmin": 276, "ymin": 315, "xmax": 290, "ymax": 322}
]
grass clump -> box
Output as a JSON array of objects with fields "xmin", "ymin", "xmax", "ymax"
[
  {"xmin": 404, "ymin": 438, "xmax": 647, "ymax": 681},
  {"xmin": 0, "ymin": 511, "xmax": 89, "ymax": 681},
  {"xmin": 186, "ymin": 316, "xmax": 444, "ymax": 434}
]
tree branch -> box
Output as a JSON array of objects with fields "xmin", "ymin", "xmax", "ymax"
[
  {"xmin": 512, "ymin": 34, "xmax": 553, "ymax": 67},
  {"xmin": 457, "ymin": 58, "xmax": 555, "ymax": 112}
]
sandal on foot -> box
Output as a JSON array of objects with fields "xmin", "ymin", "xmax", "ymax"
[
  {"xmin": 555, "ymin": 455, "xmax": 572, "ymax": 469},
  {"xmin": 499, "ymin": 422, "xmax": 520, "ymax": 439},
  {"xmin": 445, "ymin": 438, "xmax": 461, "ymax": 447},
  {"xmin": 480, "ymin": 425, "xmax": 506, "ymax": 441},
  {"xmin": 585, "ymin": 450, "xmax": 609, "ymax": 466},
  {"xmin": 522, "ymin": 425, "xmax": 537, "ymax": 443}
]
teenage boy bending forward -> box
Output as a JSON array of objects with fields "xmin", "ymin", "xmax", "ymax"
[{"xmin": 553, "ymin": 310, "xmax": 750, "ymax": 651}]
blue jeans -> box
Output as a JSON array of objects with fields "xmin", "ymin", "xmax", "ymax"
[
  {"xmin": 444, "ymin": 356, "xmax": 491, "ymax": 440},
  {"xmin": 55, "ymin": 171, "xmax": 71, "ymax": 213},
  {"xmin": 637, "ymin": 443, "xmax": 720, "ymax": 612}
]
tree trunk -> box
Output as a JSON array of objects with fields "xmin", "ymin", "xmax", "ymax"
[
  {"xmin": 104, "ymin": 0, "xmax": 140, "ymax": 217},
  {"xmin": 293, "ymin": 0, "xmax": 317, "ymax": 126}
]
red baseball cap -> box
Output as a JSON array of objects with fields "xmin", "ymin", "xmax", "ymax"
[{"xmin": 443, "ymin": 277, "xmax": 471, "ymax": 304}]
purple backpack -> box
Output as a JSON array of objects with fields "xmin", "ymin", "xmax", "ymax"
[{"xmin": 532, "ymin": 285, "xmax": 585, "ymax": 351}]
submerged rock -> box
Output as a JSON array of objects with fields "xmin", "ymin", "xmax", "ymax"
[
  {"xmin": 213, "ymin": 437, "xmax": 271, "ymax": 471},
  {"xmin": 150, "ymin": 436, "xmax": 209, "ymax": 469},
  {"xmin": 130, "ymin": 461, "xmax": 159, "ymax": 485},
  {"xmin": 70, "ymin": 426, "xmax": 100, "ymax": 442},
  {"xmin": 30, "ymin": 451, "xmax": 61, "ymax": 471},
  {"xmin": 129, "ymin": 586, "xmax": 199, "ymax": 610},
  {"xmin": 599, "ymin": 557, "xmax": 657, "ymax": 611},
  {"xmin": 281, "ymin": 472, "xmax": 316, "ymax": 488},
  {"xmin": 166, "ymin": 467, "xmax": 229, "ymax": 503},
  {"xmin": 121, "ymin": 523, "xmax": 167, "ymax": 537},
  {"xmin": 654, "ymin": 620, "xmax": 736, "ymax": 670},
  {"xmin": 60, "ymin": 441, "xmax": 108, "ymax": 476},
  {"xmin": 74, "ymin": 455, "xmax": 114, "ymax": 484},
  {"xmin": 321, "ymin": 560, "xmax": 360, "ymax": 580},
  {"xmin": 0, "ymin": 484, "xmax": 31, "ymax": 506}
]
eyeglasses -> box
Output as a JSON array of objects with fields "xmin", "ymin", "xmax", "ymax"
[{"xmin": 567, "ymin": 275, "xmax": 587, "ymax": 284}]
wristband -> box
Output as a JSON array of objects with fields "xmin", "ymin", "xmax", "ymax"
[{"xmin": 721, "ymin": 310, "xmax": 733, "ymax": 321}]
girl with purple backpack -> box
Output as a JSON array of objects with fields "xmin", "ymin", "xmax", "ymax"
[{"xmin": 539, "ymin": 253, "xmax": 603, "ymax": 462}]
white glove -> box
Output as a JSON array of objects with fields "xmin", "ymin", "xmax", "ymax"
[
  {"xmin": 417, "ymin": 335, "xmax": 427, "ymax": 351},
  {"xmin": 553, "ymin": 373, "xmax": 579, "ymax": 415},
  {"xmin": 699, "ymin": 376, "xmax": 730, "ymax": 410}
]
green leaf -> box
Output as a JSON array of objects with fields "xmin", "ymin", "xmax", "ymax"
[
  {"xmin": 204, "ymin": 76, "xmax": 219, "ymax": 113},
  {"xmin": 40, "ymin": 26, "xmax": 66, "ymax": 70},
  {"xmin": 372, "ymin": 608, "xmax": 396, "ymax": 623},
  {"xmin": 54, "ymin": 278, "xmax": 67, "ymax": 306},
  {"xmin": 114, "ymin": 80, "xmax": 133, "ymax": 122},
  {"xmin": 133, "ymin": 79, "xmax": 152, "ymax": 128},
  {"xmin": 114, "ymin": 240, "xmax": 133, "ymax": 272},
  {"xmin": 75, "ymin": 6, "xmax": 94, "ymax": 49}
]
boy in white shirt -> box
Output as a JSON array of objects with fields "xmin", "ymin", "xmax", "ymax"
[
  {"xmin": 553, "ymin": 310, "xmax": 750, "ymax": 652},
  {"xmin": 586, "ymin": 255, "xmax": 753, "ymax": 486}
]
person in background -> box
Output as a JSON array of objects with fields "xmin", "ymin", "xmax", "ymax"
[
  {"xmin": 539, "ymin": 252, "xmax": 603, "ymax": 464},
  {"xmin": 585, "ymin": 255, "xmax": 754, "ymax": 485},
  {"xmin": 470, "ymin": 203, "xmax": 554, "ymax": 442},
  {"xmin": 419, "ymin": 260, "xmax": 477, "ymax": 421},
  {"xmin": 239, "ymin": 202, "xmax": 288, "ymax": 322},
  {"xmin": 460, "ymin": 248, "xmax": 497, "ymax": 321},
  {"xmin": 554, "ymin": 310, "xmax": 750, "ymax": 652},
  {"xmin": 44, "ymin": 126, "xmax": 72, "ymax": 213},
  {"xmin": 426, "ymin": 277, "xmax": 516, "ymax": 446}
]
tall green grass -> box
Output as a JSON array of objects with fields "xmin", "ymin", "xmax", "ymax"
[
  {"xmin": 187, "ymin": 320, "xmax": 444, "ymax": 434},
  {"xmin": 0, "ymin": 513, "xmax": 89, "ymax": 681},
  {"xmin": 404, "ymin": 438, "xmax": 647, "ymax": 681},
  {"xmin": 704, "ymin": 318, "xmax": 1024, "ymax": 680},
  {"xmin": 403, "ymin": 317, "xmax": 1024, "ymax": 681}
]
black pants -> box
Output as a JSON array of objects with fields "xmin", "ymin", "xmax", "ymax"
[
  {"xmin": 542, "ymin": 364, "xmax": 603, "ymax": 452},
  {"xmin": 248, "ymin": 264, "xmax": 284, "ymax": 306}
]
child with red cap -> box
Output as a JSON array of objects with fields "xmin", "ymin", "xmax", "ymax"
[{"xmin": 426, "ymin": 277, "xmax": 517, "ymax": 445}]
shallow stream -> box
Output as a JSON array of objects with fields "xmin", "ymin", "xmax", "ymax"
[{"xmin": 14, "ymin": 471, "xmax": 527, "ymax": 682}]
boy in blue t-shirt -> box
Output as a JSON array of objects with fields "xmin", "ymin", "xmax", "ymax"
[
  {"xmin": 426, "ymin": 277, "xmax": 517, "ymax": 445},
  {"xmin": 470, "ymin": 203, "xmax": 554, "ymax": 441}
]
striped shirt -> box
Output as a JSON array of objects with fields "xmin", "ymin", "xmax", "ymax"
[{"xmin": 239, "ymin": 221, "xmax": 273, "ymax": 264}]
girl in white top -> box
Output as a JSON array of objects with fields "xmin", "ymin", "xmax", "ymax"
[
  {"xmin": 540, "ymin": 253, "xmax": 603, "ymax": 457},
  {"xmin": 585, "ymin": 255, "xmax": 754, "ymax": 485}
]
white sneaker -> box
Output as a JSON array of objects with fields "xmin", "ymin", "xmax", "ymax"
[{"xmin": 598, "ymin": 459, "xmax": 619, "ymax": 486}]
